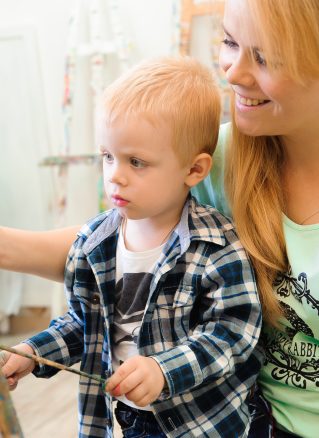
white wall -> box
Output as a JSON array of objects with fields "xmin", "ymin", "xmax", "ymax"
[{"xmin": 0, "ymin": 0, "xmax": 80, "ymax": 315}]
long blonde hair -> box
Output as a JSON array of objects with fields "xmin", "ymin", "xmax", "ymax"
[{"xmin": 225, "ymin": 0, "xmax": 319, "ymax": 326}]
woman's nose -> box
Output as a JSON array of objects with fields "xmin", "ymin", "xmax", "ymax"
[{"xmin": 220, "ymin": 50, "xmax": 256, "ymax": 88}]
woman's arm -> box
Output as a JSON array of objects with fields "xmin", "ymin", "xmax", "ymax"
[{"xmin": 0, "ymin": 226, "xmax": 80, "ymax": 282}]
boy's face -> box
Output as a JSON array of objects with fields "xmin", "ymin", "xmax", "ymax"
[{"xmin": 99, "ymin": 116, "xmax": 191, "ymax": 222}]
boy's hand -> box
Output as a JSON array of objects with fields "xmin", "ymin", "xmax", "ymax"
[
  {"xmin": 0, "ymin": 343, "xmax": 36, "ymax": 390},
  {"xmin": 105, "ymin": 355, "xmax": 165, "ymax": 407}
]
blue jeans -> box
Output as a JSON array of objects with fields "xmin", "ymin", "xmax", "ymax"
[
  {"xmin": 248, "ymin": 387, "xmax": 301, "ymax": 438},
  {"xmin": 114, "ymin": 401, "xmax": 166, "ymax": 438}
]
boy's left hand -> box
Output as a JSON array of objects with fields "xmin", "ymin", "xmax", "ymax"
[{"xmin": 105, "ymin": 355, "xmax": 165, "ymax": 407}]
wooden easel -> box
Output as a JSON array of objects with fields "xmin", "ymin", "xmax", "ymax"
[
  {"xmin": 179, "ymin": 0, "xmax": 225, "ymax": 56},
  {"xmin": 0, "ymin": 371, "xmax": 23, "ymax": 438},
  {"xmin": 179, "ymin": 0, "xmax": 231, "ymax": 120}
]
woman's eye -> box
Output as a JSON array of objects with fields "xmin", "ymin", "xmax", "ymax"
[
  {"xmin": 221, "ymin": 38, "xmax": 238, "ymax": 49},
  {"xmin": 130, "ymin": 158, "xmax": 146, "ymax": 168},
  {"xmin": 253, "ymin": 48, "xmax": 267, "ymax": 66}
]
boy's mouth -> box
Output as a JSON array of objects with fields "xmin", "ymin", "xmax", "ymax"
[{"xmin": 111, "ymin": 195, "xmax": 129, "ymax": 207}]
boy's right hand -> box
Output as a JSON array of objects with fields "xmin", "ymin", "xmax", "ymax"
[{"xmin": 0, "ymin": 343, "xmax": 36, "ymax": 390}]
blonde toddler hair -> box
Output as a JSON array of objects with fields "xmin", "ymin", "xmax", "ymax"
[{"xmin": 102, "ymin": 56, "xmax": 221, "ymax": 166}]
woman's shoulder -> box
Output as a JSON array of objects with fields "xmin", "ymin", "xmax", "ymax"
[
  {"xmin": 217, "ymin": 122, "xmax": 231, "ymax": 150},
  {"xmin": 212, "ymin": 122, "xmax": 231, "ymax": 178}
]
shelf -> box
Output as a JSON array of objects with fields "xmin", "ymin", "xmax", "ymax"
[{"xmin": 39, "ymin": 153, "xmax": 101, "ymax": 167}]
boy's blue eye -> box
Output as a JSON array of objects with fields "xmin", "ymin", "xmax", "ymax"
[
  {"xmin": 130, "ymin": 158, "xmax": 146, "ymax": 168},
  {"xmin": 103, "ymin": 152, "xmax": 113, "ymax": 163}
]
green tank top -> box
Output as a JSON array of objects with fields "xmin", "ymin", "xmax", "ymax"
[{"xmin": 193, "ymin": 123, "xmax": 319, "ymax": 437}]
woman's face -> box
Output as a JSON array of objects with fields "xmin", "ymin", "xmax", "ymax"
[{"xmin": 219, "ymin": 0, "xmax": 319, "ymax": 139}]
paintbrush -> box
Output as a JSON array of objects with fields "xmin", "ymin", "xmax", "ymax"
[{"xmin": 0, "ymin": 344, "xmax": 107, "ymax": 387}]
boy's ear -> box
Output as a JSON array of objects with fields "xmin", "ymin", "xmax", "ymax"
[{"xmin": 184, "ymin": 153, "xmax": 213, "ymax": 188}]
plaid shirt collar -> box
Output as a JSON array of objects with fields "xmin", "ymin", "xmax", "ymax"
[{"xmin": 81, "ymin": 195, "xmax": 228, "ymax": 257}]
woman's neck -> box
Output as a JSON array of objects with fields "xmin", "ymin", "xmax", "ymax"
[
  {"xmin": 282, "ymin": 130, "xmax": 319, "ymax": 171},
  {"xmin": 282, "ymin": 134, "xmax": 319, "ymax": 225}
]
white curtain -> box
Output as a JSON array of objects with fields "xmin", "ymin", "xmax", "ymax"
[
  {"xmin": 0, "ymin": 272, "xmax": 23, "ymax": 332},
  {"xmin": 0, "ymin": 27, "xmax": 52, "ymax": 331}
]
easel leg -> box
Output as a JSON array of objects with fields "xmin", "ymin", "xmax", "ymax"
[{"xmin": 0, "ymin": 372, "xmax": 23, "ymax": 437}]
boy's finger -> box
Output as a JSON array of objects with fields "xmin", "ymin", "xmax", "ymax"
[
  {"xmin": 125, "ymin": 385, "xmax": 148, "ymax": 404},
  {"xmin": 0, "ymin": 350, "xmax": 8, "ymax": 367},
  {"xmin": 105, "ymin": 361, "xmax": 136, "ymax": 392},
  {"xmin": 112, "ymin": 384, "xmax": 121, "ymax": 396},
  {"xmin": 1, "ymin": 357, "xmax": 20, "ymax": 378},
  {"xmin": 109, "ymin": 368, "xmax": 144, "ymax": 397},
  {"xmin": 1, "ymin": 362, "xmax": 12, "ymax": 378},
  {"xmin": 6, "ymin": 376, "xmax": 18, "ymax": 391}
]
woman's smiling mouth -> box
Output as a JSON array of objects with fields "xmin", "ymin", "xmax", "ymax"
[{"xmin": 235, "ymin": 93, "xmax": 271, "ymax": 111}]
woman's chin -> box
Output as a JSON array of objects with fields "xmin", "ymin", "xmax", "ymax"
[{"xmin": 235, "ymin": 117, "xmax": 269, "ymax": 137}]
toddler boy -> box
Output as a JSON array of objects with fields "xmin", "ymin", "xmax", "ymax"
[{"xmin": 2, "ymin": 56, "xmax": 262, "ymax": 438}]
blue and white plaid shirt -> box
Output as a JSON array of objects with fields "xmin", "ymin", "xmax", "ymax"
[{"xmin": 28, "ymin": 196, "xmax": 262, "ymax": 438}]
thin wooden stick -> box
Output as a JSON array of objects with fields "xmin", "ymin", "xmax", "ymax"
[{"xmin": 0, "ymin": 344, "xmax": 107, "ymax": 387}]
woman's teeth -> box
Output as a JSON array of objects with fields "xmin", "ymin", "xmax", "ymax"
[{"xmin": 238, "ymin": 96, "xmax": 267, "ymax": 106}]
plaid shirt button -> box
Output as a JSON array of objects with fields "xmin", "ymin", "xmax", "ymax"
[{"xmin": 91, "ymin": 293, "xmax": 100, "ymax": 304}]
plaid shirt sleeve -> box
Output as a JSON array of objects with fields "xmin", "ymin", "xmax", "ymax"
[
  {"xmin": 26, "ymin": 237, "xmax": 85, "ymax": 376},
  {"xmin": 152, "ymin": 227, "xmax": 261, "ymax": 398}
]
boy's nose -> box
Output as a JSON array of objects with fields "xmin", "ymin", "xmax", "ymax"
[{"xmin": 108, "ymin": 167, "xmax": 127, "ymax": 186}]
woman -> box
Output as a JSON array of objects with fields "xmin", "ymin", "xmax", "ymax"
[
  {"xmin": 1, "ymin": 0, "xmax": 318, "ymax": 436},
  {"xmin": 196, "ymin": 1, "xmax": 319, "ymax": 437}
]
